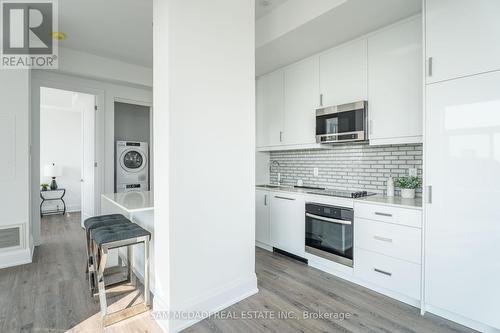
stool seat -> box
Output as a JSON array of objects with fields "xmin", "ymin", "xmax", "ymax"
[
  {"xmin": 84, "ymin": 214, "xmax": 130, "ymax": 233},
  {"xmin": 91, "ymin": 223, "xmax": 151, "ymax": 247}
]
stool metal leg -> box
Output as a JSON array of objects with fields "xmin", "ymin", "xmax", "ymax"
[
  {"xmin": 97, "ymin": 246, "xmax": 109, "ymax": 317},
  {"xmin": 127, "ymin": 245, "xmax": 132, "ymax": 283}
]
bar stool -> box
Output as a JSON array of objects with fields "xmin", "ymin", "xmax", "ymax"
[
  {"xmin": 90, "ymin": 220, "xmax": 151, "ymax": 326},
  {"xmin": 83, "ymin": 214, "xmax": 131, "ymax": 294}
]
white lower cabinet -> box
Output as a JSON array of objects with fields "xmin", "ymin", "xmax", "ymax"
[
  {"xmin": 269, "ymin": 192, "xmax": 305, "ymax": 257},
  {"xmin": 355, "ymin": 248, "xmax": 421, "ymax": 300},
  {"xmin": 354, "ymin": 202, "xmax": 422, "ymax": 303},
  {"xmin": 255, "ymin": 189, "xmax": 270, "ymax": 246}
]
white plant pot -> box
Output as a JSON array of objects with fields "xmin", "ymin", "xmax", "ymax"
[{"xmin": 401, "ymin": 188, "xmax": 415, "ymax": 199}]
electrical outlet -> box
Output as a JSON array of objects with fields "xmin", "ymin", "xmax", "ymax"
[
  {"xmin": 313, "ymin": 167, "xmax": 319, "ymax": 177},
  {"xmin": 409, "ymin": 168, "xmax": 417, "ymax": 177}
]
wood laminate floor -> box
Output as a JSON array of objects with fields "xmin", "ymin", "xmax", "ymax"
[{"xmin": 0, "ymin": 213, "xmax": 475, "ymax": 333}]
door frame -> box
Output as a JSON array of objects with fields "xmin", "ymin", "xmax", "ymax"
[
  {"xmin": 113, "ymin": 97, "xmax": 153, "ymax": 192},
  {"xmin": 31, "ymin": 77, "xmax": 105, "ymax": 246}
]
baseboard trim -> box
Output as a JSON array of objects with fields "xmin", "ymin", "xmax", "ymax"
[
  {"xmin": 255, "ymin": 241, "xmax": 272, "ymax": 252},
  {"xmin": 153, "ymin": 274, "xmax": 258, "ymax": 333},
  {"xmin": 424, "ymin": 304, "xmax": 500, "ymax": 333},
  {"xmin": 0, "ymin": 247, "xmax": 32, "ymax": 269}
]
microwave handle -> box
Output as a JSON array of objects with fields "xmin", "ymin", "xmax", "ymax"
[{"xmin": 306, "ymin": 212, "xmax": 352, "ymax": 225}]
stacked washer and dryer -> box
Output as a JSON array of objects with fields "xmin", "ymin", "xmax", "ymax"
[{"xmin": 116, "ymin": 141, "xmax": 149, "ymax": 193}]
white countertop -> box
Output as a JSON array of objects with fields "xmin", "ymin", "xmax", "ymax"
[
  {"xmin": 102, "ymin": 191, "xmax": 154, "ymax": 212},
  {"xmin": 256, "ymin": 185, "xmax": 422, "ymax": 210}
]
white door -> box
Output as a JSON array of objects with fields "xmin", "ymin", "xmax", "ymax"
[
  {"xmin": 368, "ymin": 17, "xmax": 422, "ymax": 145},
  {"xmin": 80, "ymin": 94, "xmax": 97, "ymax": 226},
  {"xmin": 270, "ymin": 192, "xmax": 305, "ymax": 256},
  {"xmin": 256, "ymin": 70, "xmax": 284, "ymax": 147},
  {"xmin": 283, "ymin": 56, "xmax": 319, "ymax": 146},
  {"xmin": 425, "ymin": 71, "xmax": 500, "ymax": 329},
  {"xmin": 425, "ymin": 0, "xmax": 500, "ymax": 84},
  {"xmin": 255, "ymin": 190, "xmax": 270, "ymax": 245},
  {"xmin": 319, "ymin": 39, "xmax": 368, "ymax": 107}
]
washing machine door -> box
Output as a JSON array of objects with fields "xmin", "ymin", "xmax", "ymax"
[{"xmin": 120, "ymin": 149, "xmax": 147, "ymax": 173}]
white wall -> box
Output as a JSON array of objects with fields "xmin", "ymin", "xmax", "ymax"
[
  {"xmin": 58, "ymin": 48, "xmax": 153, "ymax": 88},
  {"xmin": 153, "ymin": 0, "xmax": 257, "ymax": 331},
  {"xmin": 0, "ymin": 69, "xmax": 32, "ymax": 269}
]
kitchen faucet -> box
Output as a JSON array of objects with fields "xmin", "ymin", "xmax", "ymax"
[{"xmin": 270, "ymin": 160, "xmax": 281, "ymax": 186}]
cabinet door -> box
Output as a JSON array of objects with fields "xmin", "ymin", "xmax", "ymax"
[
  {"xmin": 368, "ymin": 17, "xmax": 422, "ymax": 145},
  {"xmin": 425, "ymin": 0, "xmax": 500, "ymax": 83},
  {"xmin": 425, "ymin": 71, "xmax": 500, "ymax": 329},
  {"xmin": 283, "ymin": 57, "xmax": 319, "ymax": 145},
  {"xmin": 255, "ymin": 190, "xmax": 270, "ymax": 245},
  {"xmin": 320, "ymin": 39, "xmax": 368, "ymax": 107},
  {"xmin": 256, "ymin": 71, "xmax": 284, "ymax": 147},
  {"xmin": 270, "ymin": 193, "xmax": 305, "ymax": 256}
]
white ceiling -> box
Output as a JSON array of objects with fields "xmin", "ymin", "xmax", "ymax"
[
  {"xmin": 256, "ymin": 0, "xmax": 290, "ymax": 19},
  {"xmin": 256, "ymin": 0, "xmax": 422, "ymax": 75},
  {"xmin": 58, "ymin": 0, "xmax": 153, "ymax": 67}
]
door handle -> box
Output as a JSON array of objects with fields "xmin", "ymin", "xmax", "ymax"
[
  {"xmin": 427, "ymin": 185, "xmax": 432, "ymax": 204},
  {"xmin": 374, "ymin": 268, "xmax": 392, "ymax": 277},
  {"xmin": 428, "ymin": 57, "xmax": 433, "ymax": 77},
  {"xmin": 274, "ymin": 196, "xmax": 295, "ymax": 201},
  {"xmin": 319, "ymin": 93, "xmax": 323, "ymax": 106},
  {"xmin": 375, "ymin": 212, "xmax": 392, "ymax": 217},
  {"xmin": 373, "ymin": 235, "xmax": 393, "ymax": 243},
  {"xmin": 264, "ymin": 194, "xmax": 267, "ymax": 206}
]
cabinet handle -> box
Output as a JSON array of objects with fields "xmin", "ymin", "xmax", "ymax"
[
  {"xmin": 369, "ymin": 120, "xmax": 373, "ymax": 135},
  {"xmin": 319, "ymin": 93, "xmax": 323, "ymax": 106},
  {"xmin": 279, "ymin": 131, "xmax": 283, "ymax": 142},
  {"xmin": 427, "ymin": 185, "xmax": 432, "ymax": 204},
  {"xmin": 274, "ymin": 196, "xmax": 295, "ymax": 201},
  {"xmin": 374, "ymin": 268, "xmax": 392, "ymax": 277},
  {"xmin": 428, "ymin": 57, "xmax": 433, "ymax": 77},
  {"xmin": 375, "ymin": 212, "xmax": 392, "ymax": 217},
  {"xmin": 264, "ymin": 194, "xmax": 267, "ymax": 206},
  {"xmin": 373, "ymin": 235, "xmax": 393, "ymax": 243}
]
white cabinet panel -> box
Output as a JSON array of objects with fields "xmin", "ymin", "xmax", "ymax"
[
  {"xmin": 355, "ymin": 247, "xmax": 420, "ymax": 300},
  {"xmin": 425, "ymin": 0, "xmax": 500, "ymax": 83},
  {"xmin": 255, "ymin": 190, "xmax": 270, "ymax": 245},
  {"xmin": 270, "ymin": 192, "xmax": 305, "ymax": 256},
  {"xmin": 354, "ymin": 202, "xmax": 422, "ymax": 228},
  {"xmin": 256, "ymin": 70, "xmax": 284, "ymax": 147},
  {"xmin": 355, "ymin": 218, "xmax": 421, "ymax": 264},
  {"xmin": 320, "ymin": 39, "xmax": 368, "ymax": 107},
  {"xmin": 368, "ymin": 17, "xmax": 422, "ymax": 145},
  {"xmin": 283, "ymin": 57, "xmax": 319, "ymax": 145},
  {"xmin": 425, "ymin": 71, "xmax": 500, "ymax": 329}
]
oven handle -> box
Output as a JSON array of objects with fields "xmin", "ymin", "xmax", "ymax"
[{"xmin": 306, "ymin": 213, "xmax": 352, "ymax": 225}]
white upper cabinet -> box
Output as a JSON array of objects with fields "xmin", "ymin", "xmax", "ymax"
[
  {"xmin": 368, "ymin": 17, "xmax": 423, "ymax": 145},
  {"xmin": 256, "ymin": 70, "xmax": 284, "ymax": 147},
  {"xmin": 283, "ymin": 57, "xmax": 319, "ymax": 146},
  {"xmin": 425, "ymin": 0, "xmax": 500, "ymax": 84},
  {"xmin": 320, "ymin": 39, "xmax": 368, "ymax": 107}
]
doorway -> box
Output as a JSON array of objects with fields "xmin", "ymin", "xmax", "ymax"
[{"xmin": 38, "ymin": 87, "xmax": 97, "ymax": 230}]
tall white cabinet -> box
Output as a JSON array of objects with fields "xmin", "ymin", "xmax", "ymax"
[
  {"xmin": 368, "ymin": 17, "xmax": 422, "ymax": 145},
  {"xmin": 424, "ymin": 1, "xmax": 500, "ymax": 331},
  {"xmin": 425, "ymin": 72, "xmax": 500, "ymax": 331},
  {"xmin": 425, "ymin": 0, "xmax": 500, "ymax": 83}
]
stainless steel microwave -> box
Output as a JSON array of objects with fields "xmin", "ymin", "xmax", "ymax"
[{"xmin": 315, "ymin": 101, "xmax": 368, "ymax": 144}]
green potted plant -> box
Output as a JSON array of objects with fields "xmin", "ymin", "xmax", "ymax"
[
  {"xmin": 41, "ymin": 183, "xmax": 49, "ymax": 191},
  {"xmin": 394, "ymin": 176, "xmax": 421, "ymax": 199}
]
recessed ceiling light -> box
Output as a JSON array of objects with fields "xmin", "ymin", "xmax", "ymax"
[{"xmin": 51, "ymin": 32, "xmax": 66, "ymax": 40}]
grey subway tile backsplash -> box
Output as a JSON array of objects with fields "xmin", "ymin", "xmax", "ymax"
[{"xmin": 268, "ymin": 143, "xmax": 423, "ymax": 196}]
